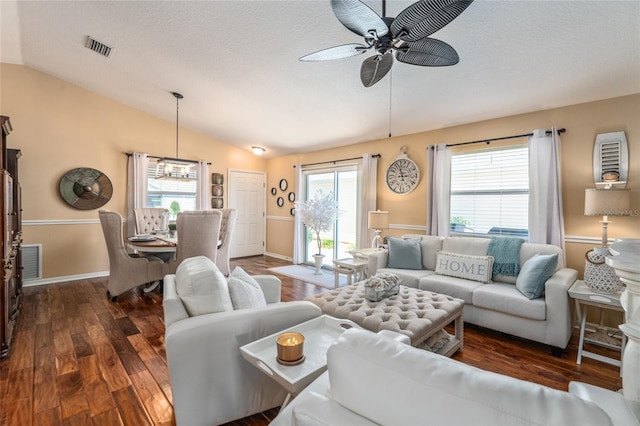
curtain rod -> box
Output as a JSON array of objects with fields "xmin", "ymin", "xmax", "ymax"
[
  {"xmin": 444, "ymin": 128, "xmax": 566, "ymax": 148},
  {"xmin": 294, "ymin": 154, "xmax": 381, "ymax": 168},
  {"xmin": 124, "ymin": 152, "xmax": 211, "ymax": 165}
]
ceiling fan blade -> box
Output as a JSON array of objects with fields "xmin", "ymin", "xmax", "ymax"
[
  {"xmin": 331, "ymin": 0, "xmax": 388, "ymax": 38},
  {"xmin": 360, "ymin": 53, "xmax": 393, "ymax": 87},
  {"xmin": 391, "ymin": 0, "xmax": 473, "ymax": 42},
  {"xmin": 299, "ymin": 43, "xmax": 369, "ymax": 61},
  {"xmin": 396, "ymin": 38, "xmax": 459, "ymax": 66}
]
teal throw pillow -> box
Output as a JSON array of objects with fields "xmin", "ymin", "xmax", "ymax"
[
  {"xmin": 516, "ymin": 253, "xmax": 558, "ymax": 299},
  {"xmin": 387, "ymin": 237, "xmax": 422, "ymax": 270}
]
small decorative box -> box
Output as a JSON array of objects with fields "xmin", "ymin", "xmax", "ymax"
[{"xmin": 364, "ymin": 272, "xmax": 400, "ymax": 302}]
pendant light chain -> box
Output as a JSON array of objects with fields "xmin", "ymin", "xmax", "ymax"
[{"xmin": 173, "ymin": 92, "xmax": 183, "ymax": 158}]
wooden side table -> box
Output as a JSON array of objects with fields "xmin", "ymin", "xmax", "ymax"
[
  {"xmin": 568, "ymin": 280, "xmax": 625, "ymax": 368},
  {"xmin": 332, "ymin": 257, "xmax": 368, "ymax": 288}
]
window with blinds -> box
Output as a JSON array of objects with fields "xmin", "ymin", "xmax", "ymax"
[
  {"xmin": 147, "ymin": 160, "xmax": 197, "ymax": 217},
  {"xmin": 450, "ymin": 144, "xmax": 529, "ymax": 238}
]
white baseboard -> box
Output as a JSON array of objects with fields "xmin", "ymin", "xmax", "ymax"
[
  {"xmin": 23, "ymin": 270, "xmax": 109, "ymax": 287},
  {"xmin": 264, "ymin": 252, "xmax": 293, "ymax": 262}
]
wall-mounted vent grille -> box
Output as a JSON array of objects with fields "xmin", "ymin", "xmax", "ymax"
[
  {"xmin": 593, "ymin": 131, "xmax": 628, "ymax": 189},
  {"xmin": 22, "ymin": 244, "xmax": 42, "ymax": 282},
  {"xmin": 85, "ymin": 36, "xmax": 112, "ymax": 58}
]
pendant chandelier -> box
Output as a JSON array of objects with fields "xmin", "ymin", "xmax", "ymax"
[{"xmin": 155, "ymin": 92, "xmax": 198, "ymax": 181}]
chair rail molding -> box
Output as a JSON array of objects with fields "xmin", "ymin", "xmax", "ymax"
[{"xmin": 24, "ymin": 218, "xmax": 108, "ymax": 226}]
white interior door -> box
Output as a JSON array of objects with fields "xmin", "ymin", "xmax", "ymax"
[{"xmin": 228, "ymin": 169, "xmax": 265, "ymax": 258}]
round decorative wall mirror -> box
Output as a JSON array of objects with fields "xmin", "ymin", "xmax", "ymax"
[{"xmin": 59, "ymin": 167, "xmax": 113, "ymax": 210}]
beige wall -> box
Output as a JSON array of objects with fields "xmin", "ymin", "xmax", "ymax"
[
  {"xmin": 265, "ymin": 93, "xmax": 640, "ymax": 278},
  {"xmin": 1, "ymin": 64, "xmax": 267, "ymax": 280},
  {"xmin": 2, "ymin": 63, "xmax": 639, "ymax": 284}
]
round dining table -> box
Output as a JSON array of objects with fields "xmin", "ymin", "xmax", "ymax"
[
  {"xmin": 126, "ymin": 236, "xmax": 177, "ymax": 255},
  {"xmin": 126, "ymin": 236, "xmax": 177, "ymax": 293}
]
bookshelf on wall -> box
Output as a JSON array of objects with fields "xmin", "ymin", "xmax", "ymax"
[{"xmin": 0, "ymin": 116, "xmax": 22, "ymax": 359}]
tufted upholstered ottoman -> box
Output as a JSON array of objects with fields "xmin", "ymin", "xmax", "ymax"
[{"xmin": 305, "ymin": 283, "xmax": 465, "ymax": 357}]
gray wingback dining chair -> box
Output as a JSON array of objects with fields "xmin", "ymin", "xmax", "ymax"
[
  {"xmin": 215, "ymin": 208, "xmax": 237, "ymax": 276},
  {"xmin": 99, "ymin": 210, "xmax": 165, "ymax": 301},
  {"xmin": 134, "ymin": 207, "xmax": 170, "ymax": 235},
  {"xmin": 164, "ymin": 210, "xmax": 223, "ymax": 274}
]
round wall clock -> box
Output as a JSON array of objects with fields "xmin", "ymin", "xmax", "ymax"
[
  {"xmin": 385, "ymin": 151, "xmax": 420, "ymax": 195},
  {"xmin": 59, "ymin": 167, "xmax": 113, "ymax": 210}
]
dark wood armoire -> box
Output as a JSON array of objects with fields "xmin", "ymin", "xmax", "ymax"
[{"xmin": 1, "ymin": 116, "xmax": 22, "ymax": 358}]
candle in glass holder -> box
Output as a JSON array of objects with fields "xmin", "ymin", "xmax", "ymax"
[{"xmin": 276, "ymin": 332, "xmax": 304, "ymax": 362}]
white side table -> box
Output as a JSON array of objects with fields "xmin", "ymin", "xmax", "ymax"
[
  {"xmin": 348, "ymin": 247, "xmax": 384, "ymax": 260},
  {"xmin": 332, "ymin": 257, "xmax": 368, "ymax": 288},
  {"xmin": 240, "ymin": 315, "xmax": 360, "ymax": 408},
  {"xmin": 568, "ymin": 280, "xmax": 625, "ymax": 367}
]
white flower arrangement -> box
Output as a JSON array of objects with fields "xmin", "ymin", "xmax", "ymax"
[
  {"xmin": 364, "ymin": 272, "xmax": 400, "ymax": 291},
  {"xmin": 296, "ymin": 189, "xmax": 340, "ymax": 255},
  {"xmin": 364, "ymin": 272, "xmax": 401, "ymax": 302}
]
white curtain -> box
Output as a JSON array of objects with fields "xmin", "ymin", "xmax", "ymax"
[
  {"xmin": 359, "ymin": 154, "xmax": 378, "ymax": 249},
  {"xmin": 196, "ymin": 161, "xmax": 210, "ymax": 209},
  {"xmin": 426, "ymin": 144, "xmax": 451, "ymax": 236},
  {"xmin": 293, "ymin": 163, "xmax": 304, "ymax": 264},
  {"xmin": 528, "ymin": 127, "xmax": 566, "ymax": 258},
  {"xmin": 126, "ymin": 152, "xmax": 148, "ymax": 236}
]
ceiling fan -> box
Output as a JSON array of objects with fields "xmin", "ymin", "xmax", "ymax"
[{"xmin": 300, "ymin": 0, "xmax": 474, "ymax": 87}]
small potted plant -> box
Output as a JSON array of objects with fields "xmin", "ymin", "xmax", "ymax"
[
  {"xmin": 296, "ymin": 189, "xmax": 340, "ymax": 275},
  {"xmin": 450, "ymin": 216, "xmax": 470, "ymax": 232},
  {"xmin": 168, "ymin": 223, "xmax": 177, "ymax": 238}
]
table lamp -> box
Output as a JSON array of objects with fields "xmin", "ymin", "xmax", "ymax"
[
  {"xmin": 368, "ymin": 210, "xmax": 389, "ymax": 248},
  {"xmin": 584, "ymin": 188, "xmax": 630, "ymax": 293},
  {"xmin": 584, "ymin": 188, "xmax": 631, "ymax": 254}
]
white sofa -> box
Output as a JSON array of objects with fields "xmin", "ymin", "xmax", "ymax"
[
  {"xmin": 271, "ymin": 328, "xmax": 617, "ymax": 426},
  {"xmin": 368, "ymin": 235, "xmax": 577, "ymax": 352},
  {"xmin": 163, "ymin": 257, "xmax": 322, "ymax": 426}
]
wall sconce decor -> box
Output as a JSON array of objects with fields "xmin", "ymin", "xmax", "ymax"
[{"xmin": 593, "ymin": 131, "xmax": 628, "ymax": 189}]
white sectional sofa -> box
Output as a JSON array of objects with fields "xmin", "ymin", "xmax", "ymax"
[
  {"xmin": 271, "ymin": 328, "xmax": 619, "ymax": 426},
  {"xmin": 368, "ymin": 235, "xmax": 577, "ymax": 352}
]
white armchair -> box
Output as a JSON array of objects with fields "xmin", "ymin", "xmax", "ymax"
[{"xmin": 163, "ymin": 262, "xmax": 322, "ymax": 426}]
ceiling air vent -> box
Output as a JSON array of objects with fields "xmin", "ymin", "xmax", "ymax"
[
  {"xmin": 593, "ymin": 131, "xmax": 628, "ymax": 189},
  {"xmin": 85, "ymin": 36, "xmax": 112, "ymax": 58}
]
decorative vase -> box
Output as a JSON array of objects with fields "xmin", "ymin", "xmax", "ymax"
[{"xmin": 313, "ymin": 254, "xmax": 325, "ymax": 275}]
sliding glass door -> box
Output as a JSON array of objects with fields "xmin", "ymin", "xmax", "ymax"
[{"xmin": 303, "ymin": 165, "xmax": 358, "ymax": 267}]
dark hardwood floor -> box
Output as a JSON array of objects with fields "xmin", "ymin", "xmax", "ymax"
[{"xmin": 0, "ymin": 256, "xmax": 622, "ymax": 425}]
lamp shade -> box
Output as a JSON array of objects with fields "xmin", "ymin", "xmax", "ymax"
[
  {"xmin": 584, "ymin": 189, "xmax": 631, "ymax": 216},
  {"xmin": 368, "ymin": 211, "xmax": 390, "ymax": 230}
]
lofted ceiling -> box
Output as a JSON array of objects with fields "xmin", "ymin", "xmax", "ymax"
[{"xmin": 1, "ymin": 0, "xmax": 639, "ymax": 158}]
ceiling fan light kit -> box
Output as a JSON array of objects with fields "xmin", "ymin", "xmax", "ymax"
[{"xmin": 300, "ymin": 0, "xmax": 473, "ymax": 87}]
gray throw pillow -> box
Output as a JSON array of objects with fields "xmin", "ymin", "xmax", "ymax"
[
  {"xmin": 516, "ymin": 253, "xmax": 558, "ymax": 299},
  {"xmin": 387, "ymin": 236, "xmax": 422, "ymax": 270}
]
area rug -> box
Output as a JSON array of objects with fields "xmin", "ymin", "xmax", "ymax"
[{"xmin": 268, "ymin": 264, "xmax": 347, "ymax": 290}]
